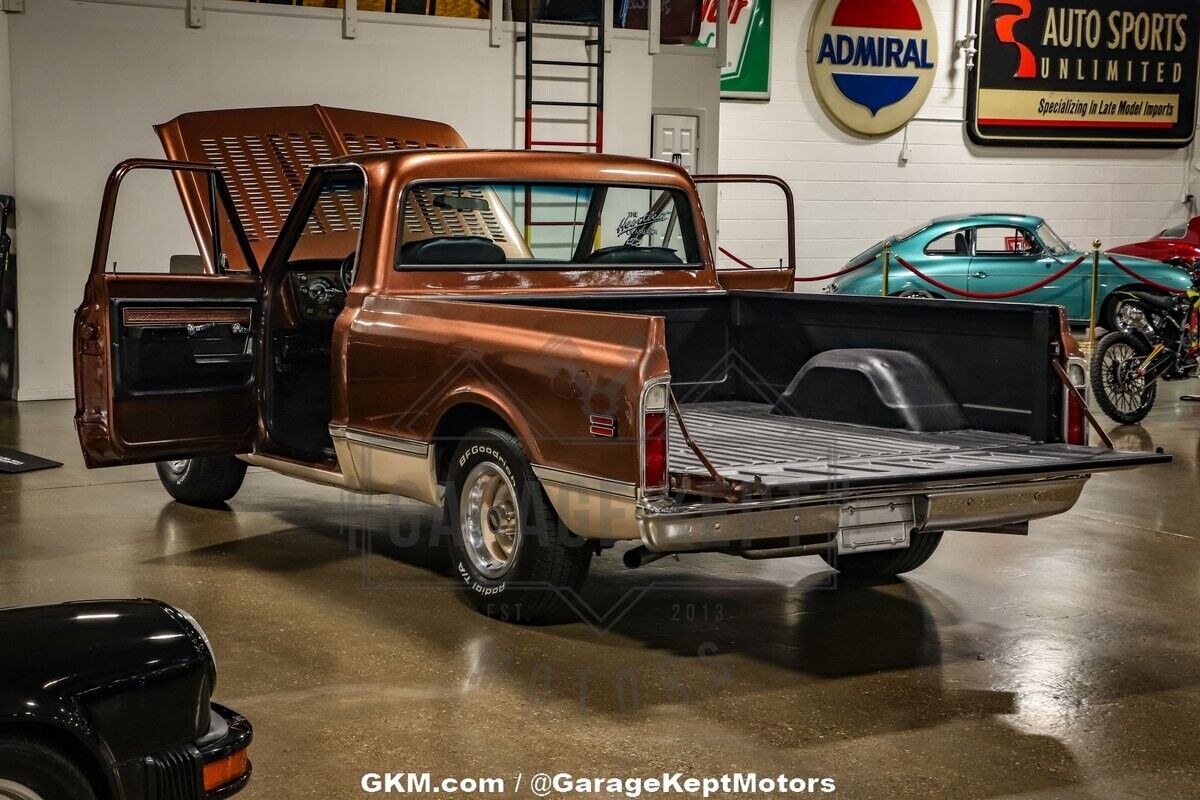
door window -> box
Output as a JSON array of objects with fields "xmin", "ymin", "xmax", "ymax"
[
  {"xmin": 104, "ymin": 167, "xmax": 253, "ymax": 274},
  {"xmin": 974, "ymin": 227, "xmax": 1040, "ymax": 257}
]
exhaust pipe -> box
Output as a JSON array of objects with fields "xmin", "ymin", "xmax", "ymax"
[{"xmin": 736, "ymin": 539, "xmax": 836, "ymax": 560}]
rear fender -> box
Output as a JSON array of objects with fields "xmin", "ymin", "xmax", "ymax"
[{"xmin": 345, "ymin": 296, "xmax": 671, "ymax": 486}]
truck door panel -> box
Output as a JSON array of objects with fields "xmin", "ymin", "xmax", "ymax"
[{"xmin": 74, "ymin": 160, "xmax": 261, "ymax": 467}]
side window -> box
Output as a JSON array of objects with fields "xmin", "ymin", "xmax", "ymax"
[
  {"xmin": 975, "ymin": 227, "xmax": 1039, "ymax": 257},
  {"xmin": 925, "ymin": 229, "xmax": 969, "ymax": 256},
  {"xmin": 395, "ymin": 182, "xmax": 700, "ymax": 268},
  {"xmin": 106, "ymin": 167, "xmax": 251, "ymax": 274}
]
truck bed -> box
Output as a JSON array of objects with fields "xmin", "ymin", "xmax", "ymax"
[{"xmin": 671, "ymin": 402, "xmax": 1165, "ymax": 494}]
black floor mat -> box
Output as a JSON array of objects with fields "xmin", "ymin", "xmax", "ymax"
[{"xmin": 0, "ymin": 448, "xmax": 62, "ymax": 474}]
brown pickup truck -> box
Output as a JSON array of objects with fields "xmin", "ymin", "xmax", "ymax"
[{"xmin": 74, "ymin": 106, "xmax": 1166, "ymax": 621}]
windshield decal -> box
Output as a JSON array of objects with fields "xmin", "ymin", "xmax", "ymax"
[{"xmin": 617, "ymin": 211, "xmax": 670, "ymax": 246}]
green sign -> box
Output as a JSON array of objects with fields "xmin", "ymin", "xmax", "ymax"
[{"xmin": 697, "ymin": 0, "xmax": 773, "ymax": 100}]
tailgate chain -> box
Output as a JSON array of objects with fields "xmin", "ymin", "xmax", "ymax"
[{"xmin": 668, "ymin": 389, "xmax": 752, "ymax": 501}]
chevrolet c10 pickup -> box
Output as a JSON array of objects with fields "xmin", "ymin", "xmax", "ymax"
[{"xmin": 73, "ymin": 106, "xmax": 1167, "ymax": 621}]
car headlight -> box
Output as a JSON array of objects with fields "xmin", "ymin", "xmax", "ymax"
[{"xmin": 175, "ymin": 606, "xmax": 216, "ymax": 668}]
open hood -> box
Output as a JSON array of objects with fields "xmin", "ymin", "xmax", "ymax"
[{"xmin": 156, "ymin": 104, "xmax": 466, "ymax": 265}]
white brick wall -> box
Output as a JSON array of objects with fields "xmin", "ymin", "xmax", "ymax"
[{"xmin": 716, "ymin": 0, "xmax": 1197, "ymax": 282}]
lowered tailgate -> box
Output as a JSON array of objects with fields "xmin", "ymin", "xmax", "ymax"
[{"xmin": 670, "ymin": 402, "xmax": 1168, "ymax": 495}]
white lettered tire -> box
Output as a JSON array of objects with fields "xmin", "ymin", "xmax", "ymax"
[{"xmin": 445, "ymin": 428, "xmax": 592, "ymax": 622}]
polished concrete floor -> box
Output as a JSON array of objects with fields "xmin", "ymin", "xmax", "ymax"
[{"xmin": 2, "ymin": 393, "xmax": 1199, "ymax": 799}]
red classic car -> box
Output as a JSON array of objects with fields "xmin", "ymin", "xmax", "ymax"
[{"xmin": 1109, "ymin": 217, "xmax": 1200, "ymax": 268}]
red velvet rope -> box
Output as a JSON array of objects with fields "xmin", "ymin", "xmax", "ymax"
[
  {"xmin": 718, "ymin": 247, "xmax": 881, "ymax": 282},
  {"xmin": 1108, "ymin": 254, "xmax": 1189, "ymax": 294},
  {"xmin": 893, "ymin": 254, "xmax": 1087, "ymax": 300}
]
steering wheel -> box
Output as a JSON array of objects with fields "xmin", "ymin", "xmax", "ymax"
[{"xmin": 339, "ymin": 252, "xmax": 357, "ymax": 294}]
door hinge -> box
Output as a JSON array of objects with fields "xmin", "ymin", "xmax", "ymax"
[{"xmin": 2, "ymin": 0, "xmax": 26, "ymax": 14}]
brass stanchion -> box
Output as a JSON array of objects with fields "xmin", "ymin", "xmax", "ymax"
[
  {"xmin": 881, "ymin": 241, "xmax": 891, "ymax": 297},
  {"xmin": 1088, "ymin": 239, "xmax": 1102, "ymax": 351}
]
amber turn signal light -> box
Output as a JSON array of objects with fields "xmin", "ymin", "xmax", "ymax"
[{"xmin": 203, "ymin": 749, "xmax": 250, "ymax": 792}]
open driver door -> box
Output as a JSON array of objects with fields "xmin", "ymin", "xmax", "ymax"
[{"xmin": 74, "ymin": 159, "xmax": 261, "ymax": 467}]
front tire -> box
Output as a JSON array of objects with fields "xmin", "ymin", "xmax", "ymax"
[
  {"xmin": 1090, "ymin": 331, "xmax": 1157, "ymax": 424},
  {"xmin": 820, "ymin": 531, "xmax": 944, "ymax": 580},
  {"xmin": 155, "ymin": 456, "xmax": 247, "ymax": 507},
  {"xmin": 0, "ymin": 738, "xmax": 98, "ymax": 800},
  {"xmin": 445, "ymin": 428, "xmax": 592, "ymax": 623}
]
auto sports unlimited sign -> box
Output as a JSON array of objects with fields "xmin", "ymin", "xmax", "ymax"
[
  {"xmin": 696, "ymin": 0, "xmax": 773, "ymax": 100},
  {"xmin": 968, "ymin": 1, "xmax": 1200, "ymax": 147},
  {"xmin": 807, "ymin": 0, "xmax": 940, "ymax": 137}
]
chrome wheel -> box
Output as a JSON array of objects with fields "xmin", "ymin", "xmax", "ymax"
[
  {"xmin": 897, "ymin": 289, "xmax": 937, "ymax": 299},
  {"xmin": 1099, "ymin": 341, "xmax": 1153, "ymax": 417},
  {"xmin": 166, "ymin": 460, "xmax": 189, "ymax": 475},
  {"xmin": 0, "ymin": 780, "xmax": 46, "ymax": 800},
  {"xmin": 459, "ymin": 462, "xmax": 521, "ymax": 579}
]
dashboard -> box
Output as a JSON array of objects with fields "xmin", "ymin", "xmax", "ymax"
[{"xmin": 288, "ymin": 270, "xmax": 346, "ymax": 322}]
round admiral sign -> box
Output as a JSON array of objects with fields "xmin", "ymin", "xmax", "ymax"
[{"xmin": 808, "ymin": 0, "xmax": 940, "ymax": 137}]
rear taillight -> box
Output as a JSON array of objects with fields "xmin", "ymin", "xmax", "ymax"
[
  {"xmin": 1065, "ymin": 358, "xmax": 1088, "ymax": 446},
  {"xmin": 644, "ymin": 412, "xmax": 668, "ymax": 491},
  {"xmin": 642, "ymin": 381, "xmax": 670, "ymax": 494}
]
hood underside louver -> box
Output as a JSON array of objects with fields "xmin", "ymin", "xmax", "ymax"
[{"xmin": 155, "ymin": 104, "xmax": 466, "ymax": 266}]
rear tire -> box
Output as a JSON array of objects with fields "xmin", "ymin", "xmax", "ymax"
[
  {"xmin": 1090, "ymin": 331, "xmax": 1157, "ymax": 424},
  {"xmin": 820, "ymin": 531, "xmax": 944, "ymax": 579},
  {"xmin": 0, "ymin": 738, "xmax": 98, "ymax": 800},
  {"xmin": 155, "ymin": 456, "xmax": 247, "ymax": 507},
  {"xmin": 445, "ymin": 428, "xmax": 592, "ymax": 623},
  {"xmin": 1103, "ymin": 289, "xmax": 1155, "ymax": 333},
  {"xmin": 892, "ymin": 289, "xmax": 943, "ymax": 299}
]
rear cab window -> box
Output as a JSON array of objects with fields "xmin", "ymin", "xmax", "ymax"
[{"xmin": 394, "ymin": 182, "xmax": 701, "ymax": 269}]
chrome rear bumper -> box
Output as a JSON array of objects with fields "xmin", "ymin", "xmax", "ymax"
[{"xmin": 635, "ymin": 476, "xmax": 1088, "ymax": 553}]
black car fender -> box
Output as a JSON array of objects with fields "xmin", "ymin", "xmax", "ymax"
[{"xmin": 0, "ymin": 600, "xmax": 217, "ymax": 798}]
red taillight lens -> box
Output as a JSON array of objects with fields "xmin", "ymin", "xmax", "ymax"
[
  {"xmin": 1067, "ymin": 390, "xmax": 1085, "ymax": 445},
  {"xmin": 203, "ymin": 749, "xmax": 250, "ymax": 792},
  {"xmin": 644, "ymin": 411, "xmax": 668, "ymax": 491}
]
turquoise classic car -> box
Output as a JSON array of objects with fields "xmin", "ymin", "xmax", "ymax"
[{"xmin": 826, "ymin": 213, "xmax": 1193, "ymax": 329}]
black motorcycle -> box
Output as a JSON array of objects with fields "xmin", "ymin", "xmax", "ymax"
[{"xmin": 1091, "ymin": 265, "xmax": 1200, "ymax": 424}]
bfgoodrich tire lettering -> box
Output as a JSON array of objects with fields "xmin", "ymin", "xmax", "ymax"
[
  {"xmin": 155, "ymin": 456, "xmax": 248, "ymax": 507},
  {"xmin": 0, "ymin": 738, "xmax": 99, "ymax": 800},
  {"xmin": 445, "ymin": 428, "xmax": 592, "ymax": 622},
  {"xmin": 819, "ymin": 531, "xmax": 944, "ymax": 580}
]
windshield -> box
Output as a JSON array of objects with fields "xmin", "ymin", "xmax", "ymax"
[
  {"xmin": 1037, "ymin": 223, "xmax": 1072, "ymax": 256},
  {"xmin": 395, "ymin": 182, "xmax": 700, "ymax": 269},
  {"xmin": 845, "ymin": 222, "xmax": 931, "ymax": 266}
]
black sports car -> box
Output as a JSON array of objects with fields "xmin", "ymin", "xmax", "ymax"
[{"xmin": 0, "ymin": 600, "xmax": 251, "ymax": 799}]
